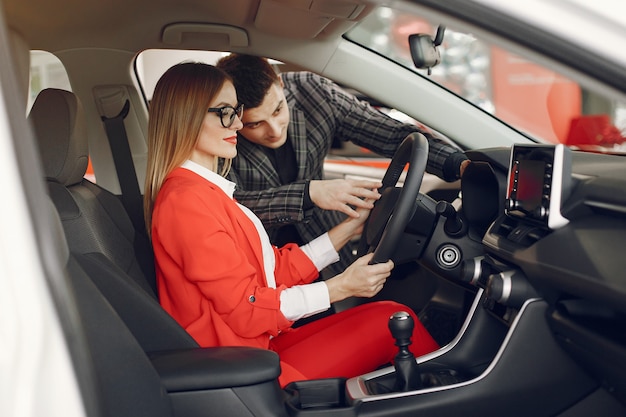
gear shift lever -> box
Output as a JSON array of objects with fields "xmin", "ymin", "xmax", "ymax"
[{"xmin": 388, "ymin": 311, "xmax": 422, "ymax": 391}]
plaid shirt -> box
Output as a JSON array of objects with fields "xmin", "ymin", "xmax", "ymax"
[{"xmin": 229, "ymin": 71, "xmax": 464, "ymax": 274}]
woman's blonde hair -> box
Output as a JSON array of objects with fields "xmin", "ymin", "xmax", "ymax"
[{"xmin": 144, "ymin": 62, "xmax": 233, "ymax": 235}]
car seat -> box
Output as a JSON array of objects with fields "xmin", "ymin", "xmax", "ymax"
[
  {"xmin": 28, "ymin": 88, "xmax": 157, "ymax": 295},
  {"xmin": 28, "ymin": 87, "xmax": 194, "ymax": 352},
  {"xmin": 44, "ymin": 197, "xmax": 283, "ymax": 416}
]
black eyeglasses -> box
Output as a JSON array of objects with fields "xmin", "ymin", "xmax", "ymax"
[{"xmin": 208, "ymin": 103, "xmax": 244, "ymax": 128}]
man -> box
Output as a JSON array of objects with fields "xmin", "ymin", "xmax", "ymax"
[{"xmin": 217, "ymin": 54, "xmax": 469, "ymax": 275}]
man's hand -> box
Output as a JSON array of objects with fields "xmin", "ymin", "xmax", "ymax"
[{"xmin": 309, "ymin": 178, "xmax": 382, "ymax": 218}]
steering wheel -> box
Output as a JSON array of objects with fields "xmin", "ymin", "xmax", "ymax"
[{"xmin": 356, "ymin": 132, "xmax": 429, "ymax": 264}]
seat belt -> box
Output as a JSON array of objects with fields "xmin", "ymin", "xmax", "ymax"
[
  {"xmin": 101, "ymin": 100, "xmax": 156, "ymax": 291},
  {"xmin": 100, "ymin": 99, "xmax": 146, "ymax": 236}
]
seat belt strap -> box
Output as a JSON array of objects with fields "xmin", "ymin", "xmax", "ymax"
[
  {"xmin": 100, "ymin": 100, "xmax": 156, "ymax": 294},
  {"xmin": 101, "ymin": 100, "xmax": 145, "ymax": 236}
]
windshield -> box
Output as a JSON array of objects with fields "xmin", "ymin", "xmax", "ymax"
[{"xmin": 347, "ymin": 6, "xmax": 626, "ymax": 154}]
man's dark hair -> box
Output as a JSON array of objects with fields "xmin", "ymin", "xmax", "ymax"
[{"xmin": 216, "ymin": 54, "xmax": 280, "ymax": 109}]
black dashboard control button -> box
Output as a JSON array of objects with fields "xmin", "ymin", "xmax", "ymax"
[
  {"xmin": 486, "ymin": 269, "xmax": 538, "ymax": 308},
  {"xmin": 460, "ymin": 256, "xmax": 485, "ymax": 286}
]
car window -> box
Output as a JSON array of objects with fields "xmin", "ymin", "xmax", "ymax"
[
  {"xmin": 346, "ymin": 7, "xmax": 626, "ymax": 154},
  {"xmin": 29, "ymin": 51, "xmax": 71, "ymax": 110},
  {"xmin": 136, "ymin": 50, "xmax": 231, "ymax": 102},
  {"xmin": 135, "ymin": 49, "xmax": 428, "ymax": 163}
]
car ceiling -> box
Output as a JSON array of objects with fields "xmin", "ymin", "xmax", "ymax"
[
  {"xmin": 5, "ymin": 0, "xmax": 626, "ymax": 158},
  {"xmin": 3, "ymin": 0, "xmax": 378, "ymax": 53},
  {"xmin": 6, "ymin": 0, "xmax": 626, "ymax": 97}
]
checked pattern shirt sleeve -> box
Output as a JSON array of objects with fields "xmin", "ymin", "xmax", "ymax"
[{"xmin": 289, "ymin": 72, "xmax": 464, "ymax": 178}]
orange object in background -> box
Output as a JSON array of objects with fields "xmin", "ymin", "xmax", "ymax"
[
  {"xmin": 85, "ymin": 157, "xmax": 95, "ymax": 182},
  {"xmin": 491, "ymin": 47, "xmax": 581, "ymax": 144}
]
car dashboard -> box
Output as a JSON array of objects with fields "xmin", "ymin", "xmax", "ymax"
[
  {"xmin": 478, "ymin": 146, "xmax": 626, "ymax": 408},
  {"xmin": 467, "ymin": 146, "xmax": 626, "ymax": 317},
  {"xmin": 340, "ymin": 145, "xmax": 626, "ymax": 416}
]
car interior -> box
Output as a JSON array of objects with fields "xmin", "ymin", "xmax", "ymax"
[{"xmin": 3, "ymin": 0, "xmax": 626, "ymax": 416}]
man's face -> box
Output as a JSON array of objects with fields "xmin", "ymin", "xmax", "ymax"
[{"xmin": 238, "ymin": 81, "xmax": 290, "ymax": 149}]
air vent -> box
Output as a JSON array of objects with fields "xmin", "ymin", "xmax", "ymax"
[{"xmin": 492, "ymin": 215, "xmax": 549, "ymax": 247}]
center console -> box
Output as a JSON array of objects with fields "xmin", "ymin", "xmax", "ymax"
[
  {"xmin": 338, "ymin": 145, "xmax": 593, "ymax": 415},
  {"xmin": 283, "ymin": 144, "xmax": 599, "ymax": 416}
]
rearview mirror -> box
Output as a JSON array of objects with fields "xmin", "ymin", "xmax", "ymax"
[{"xmin": 409, "ymin": 25, "xmax": 445, "ymax": 75}]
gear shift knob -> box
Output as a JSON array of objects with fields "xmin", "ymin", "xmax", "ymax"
[
  {"xmin": 388, "ymin": 311, "xmax": 414, "ymax": 344},
  {"xmin": 388, "ymin": 311, "xmax": 422, "ymax": 391}
]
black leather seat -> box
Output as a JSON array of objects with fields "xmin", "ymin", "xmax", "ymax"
[
  {"xmin": 28, "ymin": 88, "xmax": 157, "ymax": 296},
  {"xmin": 45, "ymin": 198, "xmax": 283, "ymax": 417},
  {"xmin": 29, "ymin": 87, "xmax": 193, "ymax": 351},
  {"xmin": 28, "ymin": 88, "xmax": 189, "ymax": 349}
]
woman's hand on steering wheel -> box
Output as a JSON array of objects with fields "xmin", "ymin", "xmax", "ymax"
[{"xmin": 325, "ymin": 253, "xmax": 394, "ymax": 303}]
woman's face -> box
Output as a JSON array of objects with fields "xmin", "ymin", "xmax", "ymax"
[{"xmin": 190, "ymin": 80, "xmax": 243, "ymax": 170}]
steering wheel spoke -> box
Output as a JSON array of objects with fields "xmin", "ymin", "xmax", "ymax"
[{"xmin": 357, "ymin": 133, "xmax": 429, "ymax": 264}]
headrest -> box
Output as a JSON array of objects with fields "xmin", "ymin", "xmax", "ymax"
[{"xmin": 29, "ymin": 88, "xmax": 89, "ymax": 186}]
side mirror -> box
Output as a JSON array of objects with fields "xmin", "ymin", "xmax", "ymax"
[{"xmin": 408, "ymin": 25, "xmax": 445, "ymax": 75}]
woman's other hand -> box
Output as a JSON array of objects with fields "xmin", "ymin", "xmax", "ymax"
[{"xmin": 327, "ymin": 197, "xmax": 376, "ymax": 251}]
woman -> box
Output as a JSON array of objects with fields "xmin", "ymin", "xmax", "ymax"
[{"xmin": 144, "ymin": 62, "xmax": 439, "ymax": 386}]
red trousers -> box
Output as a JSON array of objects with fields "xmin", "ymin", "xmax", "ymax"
[{"xmin": 269, "ymin": 300, "xmax": 439, "ymax": 387}]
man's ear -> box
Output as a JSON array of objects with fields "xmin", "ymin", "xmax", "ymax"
[{"xmin": 278, "ymin": 75, "xmax": 284, "ymax": 88}]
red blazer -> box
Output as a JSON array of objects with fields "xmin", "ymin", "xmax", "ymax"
[{"xmin": 151, "ymin": 168, "xmax": 319, "ymax": 349}]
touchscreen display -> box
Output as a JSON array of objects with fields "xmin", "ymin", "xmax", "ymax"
[
  {"xmin": 515, "ymin": 159, "xmax": 546, "ymax": 214},
  {"xmin": 506, "ymin": 144, "xmax": 572, "ymax": 229}
]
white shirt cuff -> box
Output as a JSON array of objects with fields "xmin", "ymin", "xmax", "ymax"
[
  {"xmin": 279, "ymin": 281, "xmax": 330, "ymax": 321},
  {"xmin": 299, "ymin": 233, "xmax": 340, "ymax": 272}
]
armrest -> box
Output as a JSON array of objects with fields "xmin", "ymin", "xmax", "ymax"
[{"xmin": 150, "ymin": 346, "xmax": 280, "ymax": 391}]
